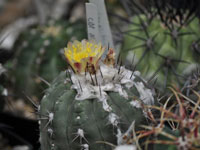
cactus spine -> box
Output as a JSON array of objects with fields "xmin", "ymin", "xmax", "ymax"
[{"xmin": 134, "ymin": 87, "xmax": 200, "ymax": 150}]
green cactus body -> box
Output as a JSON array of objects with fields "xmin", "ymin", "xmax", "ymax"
[
  {"xmin": 10, "ymin": 20, "xmax": 86, "ymax": 98},
  {"xmin": 123, "ymin": 15, "xmax": 200, "ymax": 91},
  {"xmin": 39, "ymin": 42, "xmax": 155, "ymax": 150}
]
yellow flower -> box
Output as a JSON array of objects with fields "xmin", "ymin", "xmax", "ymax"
[{"xmin": 64, "ymin": 40, "xmax": 105, "ymax": 73}]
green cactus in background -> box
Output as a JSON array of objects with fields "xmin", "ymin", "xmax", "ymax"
[
  {"xmin": 8, "ymin": 20, "xmax": 86, "ymax": 99},
  {"xmin": 39, "ymin": 40, "xmax": 156, "ymax": 150},
  {"xmin": 120, "ymin": 0, "xmax": 200, "ymax": 92},
  {"xmin": 123, "ymin": 14, "xmax": 200, "ymax": 91}
]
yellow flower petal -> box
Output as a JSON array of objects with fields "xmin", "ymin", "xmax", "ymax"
[{"xmin": 64, "ymin": 40, "xmax": 105, "ymax": 73}]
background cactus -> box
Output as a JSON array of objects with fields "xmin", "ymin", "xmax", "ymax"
[
  {"xmin": 7, "ymin": 20, "xmax": 86, "ymax": 99},
  {"xmin": 39, "ymin": 40, "xmax": 156, "ymax": 150},
  {"xmin": 133, "ymin": 87, "xmax": 200, "ymax": 150},
  {"xmin": 123, "ymin": 15, "xmax": 200, "ymax": 92},
  {"xmin": 121, "ymin": 0, "xmax": 200, "ymax": 92}
]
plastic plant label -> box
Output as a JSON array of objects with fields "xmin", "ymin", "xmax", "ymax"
[
  {"xmin": 87, "ymin": 0, "xmax": 114, "ymax": 58},
  {"xmin": 86, "ymin": 3, "xmax": 100, "ymax": 43}
]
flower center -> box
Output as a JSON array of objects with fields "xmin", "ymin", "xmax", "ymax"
[{"xmin": 64, "ymin": 40, "xmax": 105, "ymax": 73}]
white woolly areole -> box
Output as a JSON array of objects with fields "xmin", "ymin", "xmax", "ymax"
[
  {"xmin": 108, "ymin": 113, "xmax": 119, "ymax": 126},
  {"xmin": 100, "ymin": 97, "xmax": 112, "ymax": 112},
  {"xmin": 130, "ymin": 100, "xmax": 141, "ymax": 108},
  {"xmin": 114, "ymin": 145, "xmax": 136, "ymax": 150},
  {"xmin": 177, "ymin": 136, "xmax": 190, "ymax": 150},
  {"xmin": 134, "ymin": 82, "xmax": 154, "ymax": 105},
  {"xmin": 2, "ymin": 88, "xmax": 8, "ymax": 96},
  {"xmin": 70, "ymin": 64, "xmax": 154, "ymax": 111},
  {"xmin": 117, "ymin": 121, "xmax": 136, "ymax": 145},
  {"xmin": 81, "ymin": 144, "xmax": 89, "ymax": 150}
]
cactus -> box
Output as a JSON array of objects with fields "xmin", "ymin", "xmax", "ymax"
[
  {"xmin": 134, "ymin": 87, "xmax": 200, "ymax": 150},
  {"xmin": 9, "ymin": 20, "xmax": 86, "ymax": 98},
  {"xmin": 122, "ymin": 2, "xmax": 200, "ymax": 92},
  {"xmin": 39, "ymin": 40, "xmax": 156, "ymax": 150}
]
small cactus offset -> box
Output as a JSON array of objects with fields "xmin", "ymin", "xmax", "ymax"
[
  {"xmin": 39, "ymin": 40, "xmax": 155, "ymax": 150},
  {"xmin": 122, "ymin": 2, "xmax": 200, "ymax": 91},
  {"xmin": 10, "ymin": 20, "xmax": 86, "ymax": 98}
]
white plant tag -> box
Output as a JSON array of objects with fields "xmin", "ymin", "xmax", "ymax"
[
  {"xmin": 87, "ymin": 0, "xmax": 114, "ymax": 57},
  {"xmin": 86, "ymin": 3, "xmax": 100, "ymax": 42}
]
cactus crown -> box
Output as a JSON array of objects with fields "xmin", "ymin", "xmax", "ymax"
[{"xmin": 63, "ymin": 40, "xmax": 154, "ymax": 105}]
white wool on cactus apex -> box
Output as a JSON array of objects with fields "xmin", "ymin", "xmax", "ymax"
[
  {"xmin": 114, "ymin": 145, "xmax": 136, "ymax": 150},
  {"xmin": 71, "ymin": 65, "xmax": 132, "ymax": 99},
  {"xmin": 70, "ymin": 64, "xmax": 154, "ymax": 110}
]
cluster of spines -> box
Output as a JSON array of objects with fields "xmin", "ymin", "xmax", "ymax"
[
  {"xmin": 119, "ymin": 0, "xmax": 200, "ymax": 23},
  {"xmin": 131, "ymin": 86, "xmax": 200, "ymax": 150}
]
